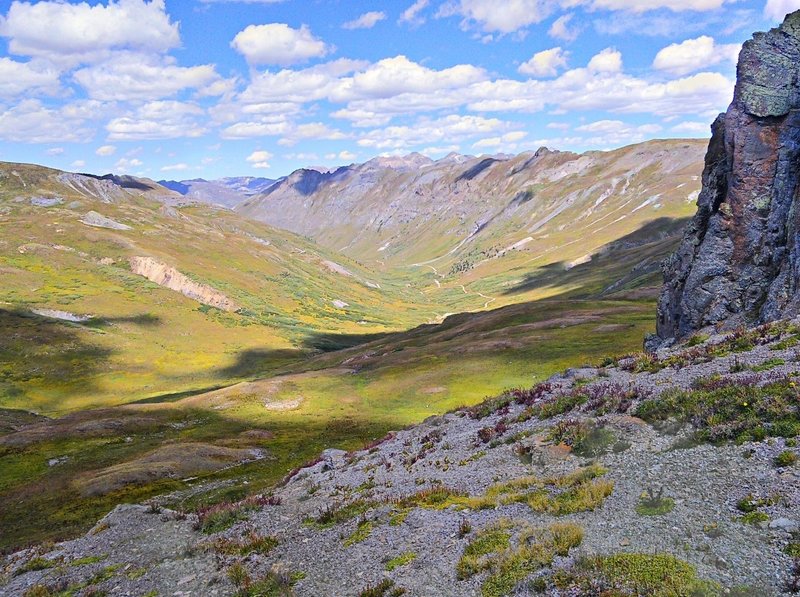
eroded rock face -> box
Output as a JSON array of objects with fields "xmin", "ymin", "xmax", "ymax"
[
  {"xmin": 129, "ymin": 256, "xmax": 238, "ymax": 312},
  {"xmin": 657, "ymin": 11, "xmax": 800, "ymax": 343}
]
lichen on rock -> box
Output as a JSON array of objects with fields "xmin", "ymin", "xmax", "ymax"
[{"xmin": 656, "ymin": 10, "xmax": 800, "ymax": 344}]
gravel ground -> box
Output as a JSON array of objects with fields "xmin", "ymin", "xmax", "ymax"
[{"xmin": 2, "ymin": 324, "xmax": 800, "ymax": 596}]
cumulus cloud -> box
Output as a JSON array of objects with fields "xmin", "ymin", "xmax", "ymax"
[
  {"xmin": 343, "ymin": 56, "xmax": 487, "ymax": 99},
  {"xmin": 0, "ymin": 0, "xmax": 179, "ymax": 66},
  {"xmin": 246, "ymin": 149, "xmax": 273, "ymax": 168},
  {"xmin": 653, "ymin": 36, "xmax": 740, "ymax": 76},
  {"xmin": 116, "ymin": 157, "xmax": 144, "ymax": 171},
  {"xmin": 764, "ymin": 0, "xmax": 800, "ymax": 20},
  {"xmin": 0, "ymin": 57, "xmax": 60, "ymax": 97},
  {"xmin": 96, "ymin": 145, "xmax": 116, "ymax": 156},
  {"xmin": 438, "ymin": 0, "xmax": 554, "ymax": 33},
  {"xmin": 221, "ymin": 119, "xmax": 293, "ymax": 139},
  {"xmin": 357, "ymin": 114, "xmax": 509, "ymax": 150},
  {"xmin": 519, "ymin": 47, "xmax": 569, "ymax": 77},
  {"xmin": 548, "ymin": 14, "xmax": 579, "ymax": 42},
  {"xmin": 671, "ymin": 120, "xmax": 712, "ymax": 134},
  {"xmin": 574, "ymin": 119, "xmax": 662, "ymax": 146},
  {"xmin": 160, "ymin": 162, "xmax": 187, "ymax": 172},
  {"xmin": 70, "ymin": 160, "xmax": 86, "ymax": 168},
  {"xmin": 277, "ymin": 122, "xmax": 348, "ymax": 146},
  {"xmin": 231, "ymin": 23, "xmax": 331, "ymax": 66},
  {"xmin": 0, "ymin": 99, "xmax": 96, "ymax": 143},
  {"xmin": 587, "ymin": 48, "xmax": 622, "ymax": 73},
  {"xmin": 472, "ymin": 130, "xmax": 528, "ymax": 148},
  {"xmin": 399, "ymin": 0, "xmax": 429, "ymax": 25},
  {"xmin": 588, "ymin": 0, "xmax": 730, "ymax": 11},
  {"xmin": 343, "ymin": 11, "xmax": 386, "ymax": 30},
  {"xmin": 73, "ymin": 53, "xmax": 223, "ymax": 101},
  {"xmin": 106, "ymin": 101, "xmax": 207, "ymax": 140}
]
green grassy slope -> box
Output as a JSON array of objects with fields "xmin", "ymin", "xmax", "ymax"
[
  {"xmin": 0, "ymin": 144, "xmax": 701, "ymax": 552},
  {"xmin": 0, "ymin": 162, "xmax": 435, "ymax": 414}
]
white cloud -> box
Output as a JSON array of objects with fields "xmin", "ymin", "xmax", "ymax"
[
  {"xmin": 519, "ymin": 47, "xmax": 569, "ymax": 77},
  {"xmin": 357, "ymin": 114, "xmax": 509, "ymax": 149},
  {"xmin": 0, "ymin": 57, "xmax": 60, "ymax": 97},
  {"xmin": 671, "ymin": 120, "xmax": 712, "ymax": 134},
  {"xmin": 284, "ymin": 152, "xmax": 320, "ymax": 161},
  {"xmin": 0, "ymin": 0, "xmax": 179, "ymax": 66},
  {"xmin": 70, "ymin": 160, "xmax": 86, "ymax": 169},
  {"xmin": 342, "ymin": 55, "xmax": 487, "ymax": 99},
  {"xmin": 338, "ymin": 150, "xmax": 357, "ymax": 161},
  {"xmin": 246, "ymin": 149, "xmax": 273, "ymax": 169},
  {"xmin": 399, "ymin": 0, "xmax": 429, "ymax": 25},
  {"xmin": 106, "ymin": 101, "xmax": 206, "ymax": 140},
  {"xmin": 438, "ymin": 0, "xmax": 555, "ymax": 33},
  {"xmin": 228, "ymin": 56, "xmax": 486, "ymax": 131},
  {"xmin": 472, "ymin": 130, "xmax": 528, "ymax": 148},
  {"xmin": 277, "ymin": 122, "xmax": 348, "ymax": 146},
  {"xmin": 231, "ymin": 23, "xmax": 331, "ymax": 66},
  {"xmin": 45, "ymin": 147, "xmax": 63, "ymax": 156},
  {"xmin": 74, "ymin": 53, "xmax": 222, "ymax": 101},
  {"xmin": 0, "ymin": 99, "xmax": 95, "ymax": 143},
  {"xmin": 588, "ymin": 0, "xmax": 730, "ymax": 11},
  {"xmin": 587, "ymin": 48, "xmax": 622, "ymax": 73},
  {"xmin": 96, "ymin": 145, "xmax": 117, "ymax": 156},
  {"xmin": 420, "ymin": 145, "xmax": 460, "ymax": 157},
  {"xmin": 221, "ymin": 120, "xmax": 293, "ymax": 139},
  {"xmin": 116, "ymin": 157, "xmax": 144, "ymax": 172},
  {"xmin": 549, "ymin": 13, "xmax": 579, "ymax": 42},
  {"xmin": 765, "ymin": 0, "xmax": 800, "ymax": 20},
  {"xmin": 574, "ymin": 119, "xmax": 662, "ymax": 145},
  {"xmin": 160, "ymin": 162, "xmax": 187, "ymax": 172},
  {"xmin": 653, "ymin": 36, "xmax": 740, "ymax": 76},
  {"xmin": 343, "ymin": 11, "xmax": 386, "ymax": 30}
]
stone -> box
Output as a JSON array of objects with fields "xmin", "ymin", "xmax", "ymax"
[
  {"xmin": 768, "ymin": 517, "xmax": 799, "ymax": 532},
  {"xmin": 656, "ymin": 11, "xmax": 800, "ymax": 343}
]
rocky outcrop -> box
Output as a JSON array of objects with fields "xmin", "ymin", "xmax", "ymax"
[
  {"xmin": 129, "ymin": 256, "xmax": 238, "ymax": 312},
  {"xmin": 80, "ymin": 211, "xmax": 132, "ymax": 231},
  {"xmin": 656, "ymin": 11, "xmax": 800, "ymax": 343}
]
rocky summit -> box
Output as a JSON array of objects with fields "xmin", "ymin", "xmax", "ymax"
[{"xmin": 657, "ymin": 10, "xmax": 800, "ymax": 344}]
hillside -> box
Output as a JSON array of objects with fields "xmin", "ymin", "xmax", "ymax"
[
  {"xmin": 237, "ymin": 140, "xmax": 703, "ymax": 300},
  {"xmin": 3, "ymin": 321, "xmax": 799, "ymax": 595},
  {"xmin": 0, "ymin": 141, "xmax": 706, "ymax": 554}
]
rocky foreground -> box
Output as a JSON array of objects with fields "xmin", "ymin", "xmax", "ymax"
[{"xmin": 3, "ymin": 321, "xmax": 800, "ymax": 596}]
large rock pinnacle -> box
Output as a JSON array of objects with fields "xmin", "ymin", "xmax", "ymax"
[{"xmin": 656, "ymin": 10, "xmax": 800, "ymax": 343}]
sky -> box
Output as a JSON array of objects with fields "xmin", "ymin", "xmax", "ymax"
[{"xmin": 0, "ymin": 0, "xmax": 798, "ymax": 180}]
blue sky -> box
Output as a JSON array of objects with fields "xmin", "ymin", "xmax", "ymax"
[{"xmin": 0, "ymin": 0, "xmax": 797, "ymax": 180}]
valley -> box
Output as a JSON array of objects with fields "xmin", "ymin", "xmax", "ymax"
[{"xmin": 0, "ymin": 139, "xmax": 702, "ymax": 553}]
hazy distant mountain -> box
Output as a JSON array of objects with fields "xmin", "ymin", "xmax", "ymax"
[
  {"xmin": 236, "ymin": 140, "xmax": 706, "ymax": 294},
  {"xmin": 157, "ymin": 176, "xmax": 279, "ymax": 209}
]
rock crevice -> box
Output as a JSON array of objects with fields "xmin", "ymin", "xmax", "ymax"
[{"xmin": 657, "ymin": 10, "xmax": 800, "ymax": 343}]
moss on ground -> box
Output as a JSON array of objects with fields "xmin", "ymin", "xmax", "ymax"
[{"xmin": 554, "ymin": 553, "xmax": 721, "ymax": 596}]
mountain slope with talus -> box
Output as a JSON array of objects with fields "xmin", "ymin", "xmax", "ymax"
[{"xmin": 237, "ymin": 140, "xmax": 705, "ymax": 300}]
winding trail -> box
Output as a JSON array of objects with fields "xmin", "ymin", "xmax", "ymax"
[{"xmin": 460, "ymin": 284, "xmax": 496, "ymax": 309}]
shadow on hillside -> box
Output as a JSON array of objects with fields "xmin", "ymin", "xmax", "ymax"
[
  {"xmin": 300, "ymin": 331, "xmax": 391, "ymax": 352},
  {"xmin": 175, "ymin": 217, "xmax": 692, "ymax": 386},
  {"xmin": 87, "ymin": 313, "xmax": 162, "ymax": 328},
  {"xmin": 502, "ymin": 217, "xmax": 689, "ymax": 296},
  {"xmin": 216, "ymin": 348, "xmax": 308, "ymax": 379},
  {"xmin": 0, "ymin": 309, "xmax": 116, "ymax": 398}
]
